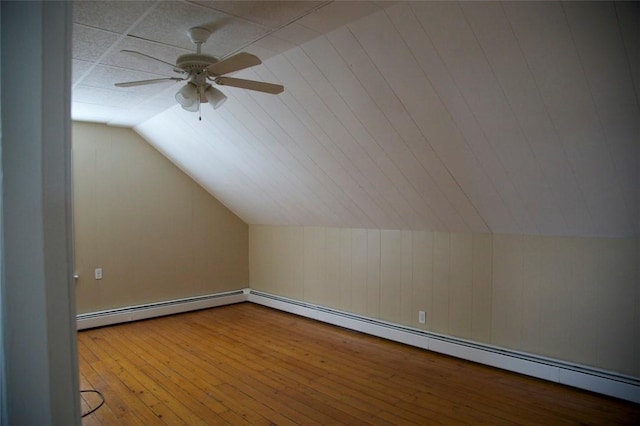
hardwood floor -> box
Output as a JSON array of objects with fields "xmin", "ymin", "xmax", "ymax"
[{"xmin": 78, "ymin": 302, "xmax": 639, "ymax": 425}]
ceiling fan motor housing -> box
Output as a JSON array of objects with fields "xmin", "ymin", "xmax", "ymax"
[{"xmin": 176, "ymin": 53, "xmax": 218, "ymax": 73}]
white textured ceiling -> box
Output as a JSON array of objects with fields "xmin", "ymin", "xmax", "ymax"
[{"xmin": 72, "ymin": 1, "xmax": 639, "ymax": 237}]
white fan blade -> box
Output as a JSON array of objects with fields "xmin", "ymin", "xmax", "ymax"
[
  {"xmin": 121, "ymin": 50, "xmax": 182, "ymax": 74},
  {"xmin": 207, "ymin": 52, "xmax": 261, "ymax": 76},
  {"xmin": 215, "ymin": 77, "xmax": 284, "ymax": 94},
  {"xmin": 115, "ymin": 77, "xmax": 184, "ymax": 87}
]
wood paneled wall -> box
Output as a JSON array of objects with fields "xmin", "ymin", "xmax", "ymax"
[
  {"xmin": 250, "ymin": 225, "xmax": 639, "ymax": 377},
  {"xmin": 73, "ymin": 122, "xmax": 249, "ymax": 314}
]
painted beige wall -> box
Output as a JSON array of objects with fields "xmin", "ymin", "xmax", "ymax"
[
  {"xmin": 73, "ymin": 122, "xmax": 248, "ymax": 313},
  {"xmin": 250, "ymin": 225, "xmax": 639, "ymax": 377}
]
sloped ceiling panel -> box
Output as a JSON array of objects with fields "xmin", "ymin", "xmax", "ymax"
[{"xmin": 74, "ymin": 1, "xmax": 639, "ymax": 237}]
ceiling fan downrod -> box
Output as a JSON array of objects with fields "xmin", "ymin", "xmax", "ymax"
[{"xmin": 188, "ymin": 27, "xmax": 211, "ymax": 54}]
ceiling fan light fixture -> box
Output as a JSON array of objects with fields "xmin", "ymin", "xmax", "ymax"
[
  {"xmin": 175, "ymin": 83, "xmax": 197, "ymax": 107},
  {"xmin": 181, "ymin": 101, "xmax": 199, "ymax": 112},
  {"xmin": 204, "ymin": 85, "xmax": 227, "ymax": 110}
]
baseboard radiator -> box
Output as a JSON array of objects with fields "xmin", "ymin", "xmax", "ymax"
[
  {"xmin": 75, "ymin": 288, "xmax": 639, "ymax": 404},
  {"xmin": 75, "ymin": 289, "xmax": 248, "ymax": 330}
]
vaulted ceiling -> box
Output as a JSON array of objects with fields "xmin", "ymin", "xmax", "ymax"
[{"xmin": 72, "ymin": 1, "xmax": 639, "ymax": 237}]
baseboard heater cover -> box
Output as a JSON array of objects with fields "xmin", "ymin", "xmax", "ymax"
[
  {"xmin": 247, "ymin": 290, "xmax": 640, "ymax": 404},
  {"xmin": 76, "ymin": 289, "xmax": 248, "ymax": 330}
]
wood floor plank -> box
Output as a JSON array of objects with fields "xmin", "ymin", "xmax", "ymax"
[
  {"xmin": 104, "ymin": 328, "xmax": 233, "ymax": 424},
  {"xmin": 143, "ymin": 318, "xmax": 329, "ymax": 425},
  {"xmin": 84, "ymin": 331, "xmax": 191, "ymax": 425},
  {"xmin": 78, "ymin": 357, "xmax": 146, "ymax": 425},
  {"xmin": 79, "ymin": 383, "xmax": 119, "ymax": 424},
  {"xmin": 79, "ymin": 303, "xmax": 640, "ymax": 425},
  {"xmin": 178, "ymin": 310, "xmax": 422, "ymax": 424}
]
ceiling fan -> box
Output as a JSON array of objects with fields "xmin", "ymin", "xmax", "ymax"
[{"xmin": 114, "ymin": 27, "xmax": 284, "ymax": 116}]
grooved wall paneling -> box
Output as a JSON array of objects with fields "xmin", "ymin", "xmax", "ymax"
[
  {"xmin": 73, "ymin": 122, "xmax": 249, "ymax": 313},
  {"xmin": 249, "ymin": 225, "xmax": 639, "ymax": 376}
]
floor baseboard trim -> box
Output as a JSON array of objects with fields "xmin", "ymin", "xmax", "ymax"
[
  {"xmin": 247, "ymin": 290, "xmax": 640, "ymax": 404},
  {"xmin": 76, "ymin": 289, "xmax": 248, "ymax": 330}
]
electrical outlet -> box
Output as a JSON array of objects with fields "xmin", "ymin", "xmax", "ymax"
[
  {"xmin": 418, "ymin": 310, "xmax": 426, "ymax": 324},
  {"xmin": 95, "ymin": 268, "xmax": 103, "ymax": 280}
]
